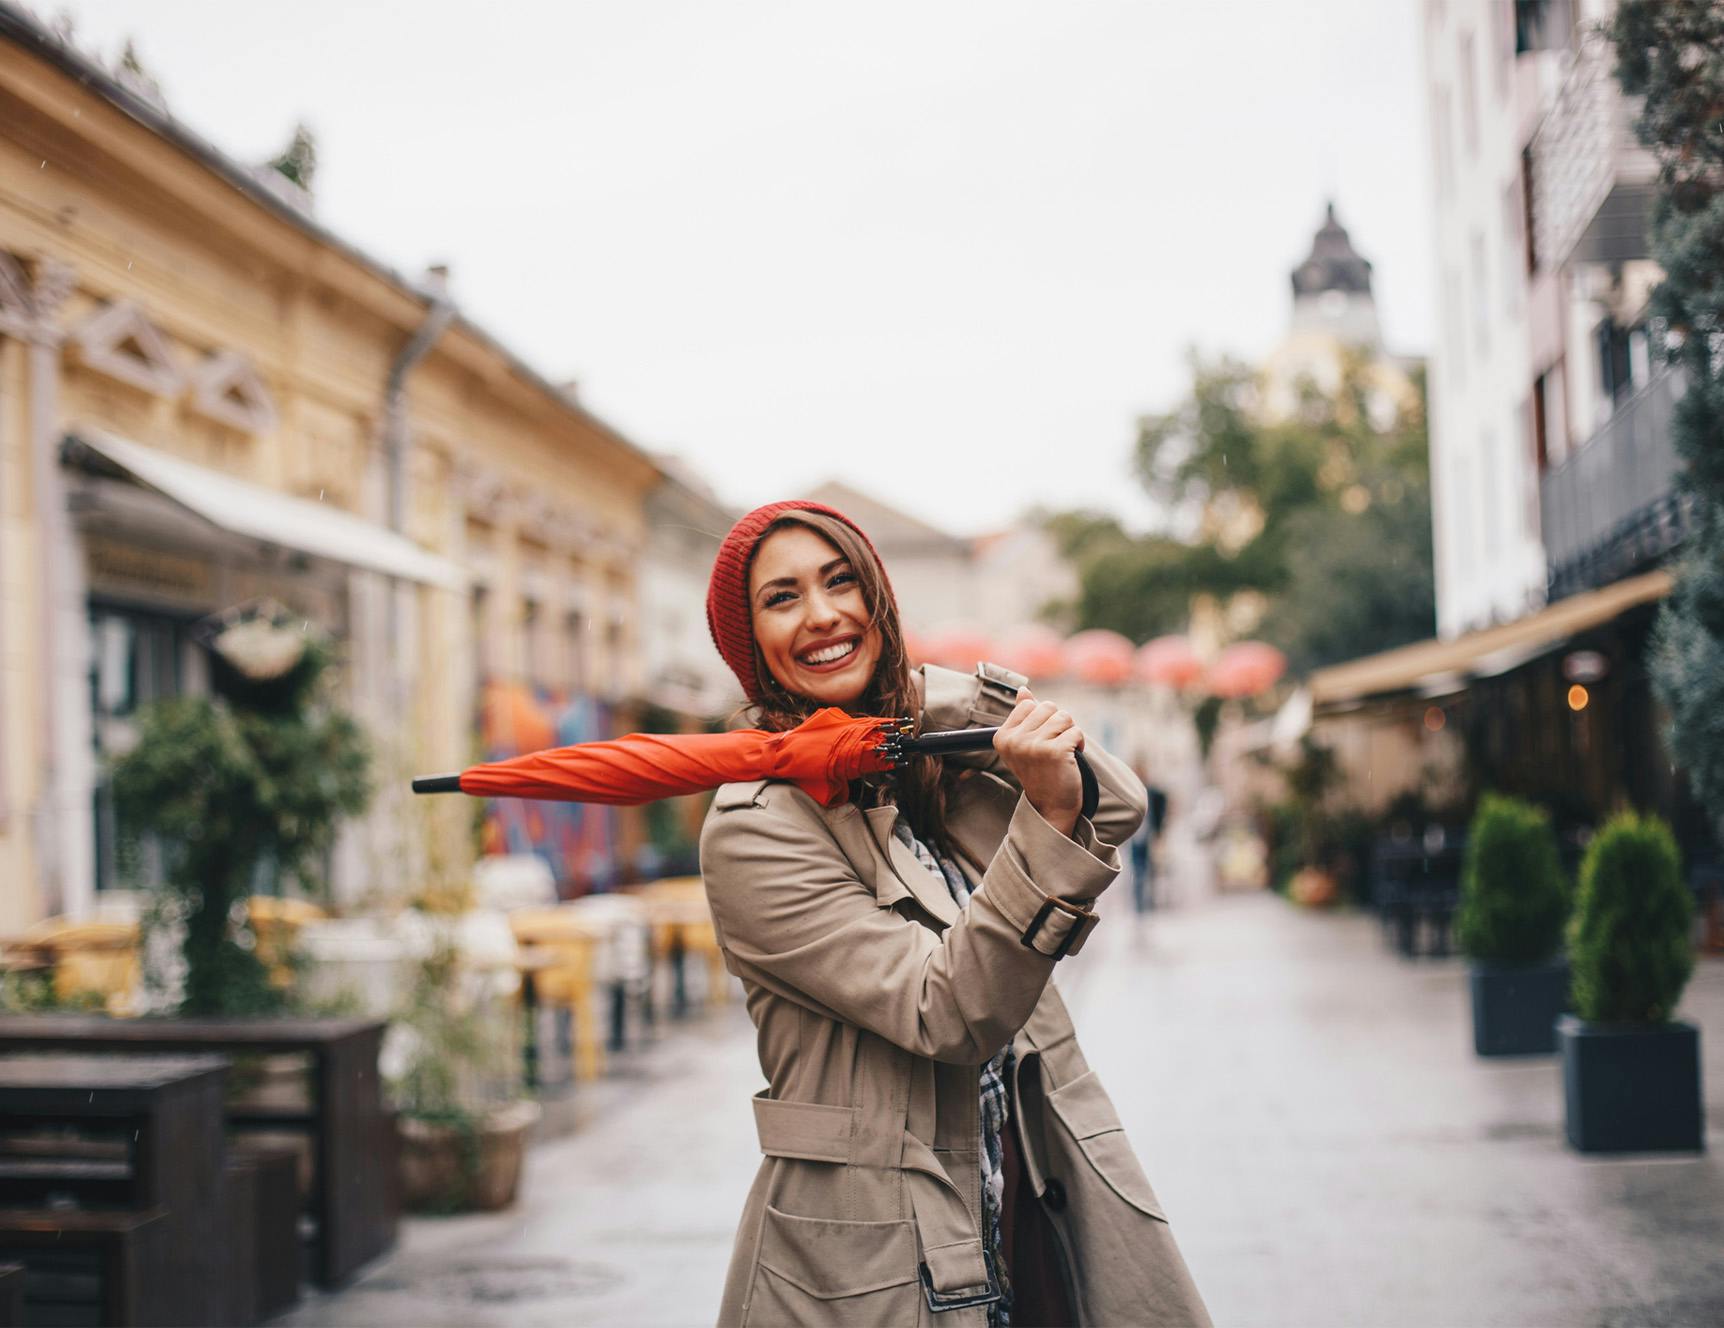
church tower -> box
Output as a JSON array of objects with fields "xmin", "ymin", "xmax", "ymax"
[{"xmin": 1289, "ymin": 201, "xmax": 1383, "ymax": 349}]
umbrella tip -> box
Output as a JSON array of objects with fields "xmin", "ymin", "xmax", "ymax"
[{"xmin": 411, "ymin": 774, "xmax": 463, "ymax": 794}]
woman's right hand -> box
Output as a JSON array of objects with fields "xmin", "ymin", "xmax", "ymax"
[{"xmin": 992, "ymin": 686, "xmax": 1085, "ymax": 836}]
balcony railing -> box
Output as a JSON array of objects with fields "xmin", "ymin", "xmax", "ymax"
[
  {"xmin": 1529, "ymin": 34, "xmax": 1658, "ymax": 268},
  {"xmin": 1541, "ymin": 367, "xmax": 1693, "ymax": 599}
]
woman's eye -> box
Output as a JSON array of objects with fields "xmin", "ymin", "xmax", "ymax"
[
  {"xmin": 765, "ymin": 590, "xmax": 793, "ymax": 607},
  {"xmin": 829, "ymin": 572, "xmax": 857, "ymax": 589}
]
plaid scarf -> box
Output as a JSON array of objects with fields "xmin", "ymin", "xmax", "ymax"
[{"xmin": 896, "ymin": 820, "xmax": 1014, "ymax": 1328}]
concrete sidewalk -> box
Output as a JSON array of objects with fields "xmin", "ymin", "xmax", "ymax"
[
  {"xmin": 284, "ymin": 890, "xmax": 1724, "ymax": 1327},
  {"xmin": 1067, "ymin": 891, "xmax": 1724, "ymax": 1328}
]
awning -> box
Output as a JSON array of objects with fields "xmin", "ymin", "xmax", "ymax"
[
  {"xmin": 66, "ymin": 427, "xmax": 466, "ymax": 591},
  {"xmin": 1308, "ymin": 569, "xmax": 1673, "ymax": 710}
]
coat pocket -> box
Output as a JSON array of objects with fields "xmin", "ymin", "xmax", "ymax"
[
  {"xmin": 746, "ymin": 1205, "xmax": 926, "ymax": 1327},
  {"xmin": 1045, "ymin": 1069, "xmax": 1169, "ymax": 1221}
]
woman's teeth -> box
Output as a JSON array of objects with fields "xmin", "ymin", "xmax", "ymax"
[{"xmin": 801, "ymin": 640, "xmax": 856, "ymax": 666}]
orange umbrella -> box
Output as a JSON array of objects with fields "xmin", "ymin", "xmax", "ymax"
[
  {"xmin": 1137, "ymin": 635, "xmax": 1204, "ymax": 690},
  {"xmin": 415, "ymin": 707, "xmax": 1102, "ymax": 816},
  {"xmin": 996, "ymin": 625, "xmax": 1067, "ymax": 680},
  {"xmin": 1063, "ymin": 629, "xmax": 1136, "ymax": 686},
  {"xmin": 1206, "ymin": 641, "xmax": 1287, "ymax": 698}
]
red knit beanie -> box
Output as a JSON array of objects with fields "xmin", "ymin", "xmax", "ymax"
[{"xmin": 706, "ymin": 500, "xmax": 897, "ymax": 704}]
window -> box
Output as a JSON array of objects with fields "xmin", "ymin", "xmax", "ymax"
[
  {"xmin": 1501, "ymin": 179, "xmax": 1524, "ymax": 318},
  {"xmin": 470, "ymin": 583, "xmax": 492, "ymax": 684},
  {"xmin": 1515, "ymin": 0, "xmax": 1574, "ymax": 55},
  {"xmin": 1531, "ymin": 372, "xmax": 1550, "ymax": 471},
  {"xmin": 88, "ymin": 603, "xmax": 195, "ymax": 893},
  {"xmin": 1595, "ymin": 319, "xmax": 1637, "ymax": 408},
  {"xmin": 1471, "ymin": 231, "xmax": 1491, "ymax": 357},
  {"xmin": 1459, "ymin": 30, "xmax": 1480, "ymax": 159},
  {"xmin": 564, "ymin": 608, "xmax": 586, "ymax": 693},
  {"xmin": 1520, "ymin": 147, "xmax": 1539, "ymax": 275},
  {"xmin": 1432, "ymin": 87, "xmax": 1455, "ymax": 203},
  {"xmin": 522, "ymin": 596, "xmax": 544, "ymax": 685}
]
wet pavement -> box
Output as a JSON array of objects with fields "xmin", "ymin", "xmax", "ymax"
[{"xmin": 283, "ymin": 887, "xmax": 1724, "ymax": 1327}]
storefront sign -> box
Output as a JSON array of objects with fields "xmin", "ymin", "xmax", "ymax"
[{"xmin": 85, "ymin": 537, "xmax": 213, "ymax": 604}]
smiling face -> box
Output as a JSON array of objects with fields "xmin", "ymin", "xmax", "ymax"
[{"xmin": 748, "ymin": 524, "xmax": 884, "ymax": 707}]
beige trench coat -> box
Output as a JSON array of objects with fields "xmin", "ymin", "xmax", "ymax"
[{"xmin": 700, "ymin": 661, "xmax": 1211, "ymax": 1327}]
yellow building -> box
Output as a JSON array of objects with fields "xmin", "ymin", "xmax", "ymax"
[{"xmin": 0, "ymin": 11, "xmax": 662, "ymax": 932}]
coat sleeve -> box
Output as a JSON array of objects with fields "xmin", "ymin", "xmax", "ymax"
[
  {"xmin": 700, "ymin": 783, "xmax": 1121, "ymax": 1066},
  {"xmin": 918, "ymin": 660, "xmax": 1148, "ymax": 849}
]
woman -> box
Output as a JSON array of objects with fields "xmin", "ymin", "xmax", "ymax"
[{"xmin": 701, "ymin": 499, "xmax": 1210, "ymax": 1327}]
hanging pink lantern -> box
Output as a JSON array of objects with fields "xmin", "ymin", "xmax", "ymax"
[
  {"xmin": 1063, "ymin": 629, "xmax": 1137, "ymax": 687},
  {"xmin": 995, "ymin": 625, "xmax": 1068, "ymax": 680},
  {"xmin": 1137, "ymin": 635, "xmax": 1204, "ymax": 690},
  {"xmin": 921, "ymin": 625, "xmax": 996, "ymax": 672},
  {"xmin": 1206, "ymin": 641, "xmax": 1287, "ymax": 698}
]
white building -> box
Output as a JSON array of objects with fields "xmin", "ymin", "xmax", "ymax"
[{"xmin": 1421, "ymin": 0, "xmax": 1672, "ymax": 635}]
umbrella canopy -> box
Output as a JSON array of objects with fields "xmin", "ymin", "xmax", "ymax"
[
  {"xmin": 1137, "ymin": 635, "xmax": 1204, "ymax": 690},
  {"xmin": 995, "ymin": 625, "xmax": 1067, "ymax": 680},
  {"xmin": 1207, "ymin": 641, "xmax": 1287, "ymax": 698},
  {"xmin": 1064, "ymin": 629, "xmax": 1136, "ymax": 686},
  {"xmin": 920, "ymin": 625, "xmax": 996, "ymax": 672},
  {"xmin": 447, "ymin": 707, "xmax": 898, "ymax": 808}
]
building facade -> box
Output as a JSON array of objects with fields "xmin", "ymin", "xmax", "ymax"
[{"xmin": 0, "ymin": 10, "xmax": 664, "ymax": 930}]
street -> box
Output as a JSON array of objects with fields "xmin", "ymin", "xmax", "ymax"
[{"xmin": 284, "ymin": 888, "xmax": 1724, "ymax": 1328}]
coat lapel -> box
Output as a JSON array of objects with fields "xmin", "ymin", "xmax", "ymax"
[{"xmin": 855, "ymin": 800, "xmax": 965, "ymax": 924}]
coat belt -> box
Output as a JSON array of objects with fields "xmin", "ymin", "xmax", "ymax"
[{"xmin": 751, "ymin": 1093, "xmax": 994, "ymax": 1300}]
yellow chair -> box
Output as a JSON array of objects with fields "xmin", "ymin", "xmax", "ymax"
[
  {"xmin": 507, "ymin": 908, "xmax": 606, "ymax": 1082},
  {"xmin": 630, "ymin": 877, "xmax": 728, "ymax": 1008},
  {"xmin": 246, "ymin": 896, "xmax": 329, "ymax": 989},
  {"xmin": 21, "ymin": 918, "xmax": 140, "ymax": 1015}
]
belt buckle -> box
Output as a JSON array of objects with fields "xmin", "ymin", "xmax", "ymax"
[{"xmin": 919, "ymin": 1248, "xmax": 1003, "ymax": 1313}]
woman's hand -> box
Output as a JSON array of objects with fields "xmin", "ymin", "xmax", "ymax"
[{"xmin": 992, "ymin": 686, "xmax": 1084, "ymax": 836}]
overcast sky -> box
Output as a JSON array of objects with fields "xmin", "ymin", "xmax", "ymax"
[{"xmin": 51, "ymin": 0, "xmax": 1433, "ymax": 538}]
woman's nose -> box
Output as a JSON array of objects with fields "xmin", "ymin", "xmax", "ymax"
[{"xmin": 802, "ymin": 590, "xmax": 842, "ymax": 627}]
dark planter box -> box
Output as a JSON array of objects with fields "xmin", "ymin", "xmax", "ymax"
[
  {"xmin": 1469, "ymin": 959, "xmax": 1569, "ymax": 1056},
  {"xmin": 1558, "ymin": 1014, "xmax": 1704, "ymax": 1153}
]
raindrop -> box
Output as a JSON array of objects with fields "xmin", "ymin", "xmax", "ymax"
[
  {"xmin": 39, "ymin": 161, "xmax": 46, "ymax": 170},
  {"xmin": 318, "ymin": 489, "xmax": 324, "ymax": 501}
]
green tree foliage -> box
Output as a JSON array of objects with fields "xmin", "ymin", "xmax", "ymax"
[
  {"xmin": 1567, "ymin": 811, "xmax": 1692, "ymax": 1024},
  {"xmin": 1047, "ymin": 353, "xmax": 1434, "ymax": 673},
  {"xmin": 1611, "ymin": 1, "xmax": 1724, "ymax": 842},
  {"xmin": 1456, "ymin": 794, "xmax": 1570, "ymax": 964},
  {"xmin": 109, "ymin": 630, "xmax": 371, "ymax": 1015}
]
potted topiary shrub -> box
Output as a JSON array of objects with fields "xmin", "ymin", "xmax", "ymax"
[
  {"xmin": 1559, "ymin": 810, "xmax": 1702, "ymax": 1152},
  {"xmin": 1456, "ymin": 794, "xmax": 1571, "ymax": 1055}
]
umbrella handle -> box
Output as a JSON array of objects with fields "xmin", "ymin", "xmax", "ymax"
[
  {"xmin": 411, "ymin": 774, "xmax": 462, "ymax": 794},
  {"xmin": 906, "ymin": 728, "xmax": 1099, "ymax": 821}
]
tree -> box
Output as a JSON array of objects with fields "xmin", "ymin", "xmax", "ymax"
[
  {"xmin": 1611, "ymin": 0, "xmax": 1724, "ymax": 843},
  {"xmin": 1046, "ymin": 352, "xmax": 1434, "ymax": 673},
  {"xmin": 110, "ymin": 613, "xmax": 371, "ymax": 1015}
]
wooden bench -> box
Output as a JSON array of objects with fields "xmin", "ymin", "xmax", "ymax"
[
  {"xmin": 0, "ymin": 1208, "xmax": 167, "ymax": 1326},
  {"xmin": 0, "ymin": 1018, "xmax": 394, "ymax": 1290}
]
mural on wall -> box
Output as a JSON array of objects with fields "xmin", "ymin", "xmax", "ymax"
[{"xmin": 478, "ymin": 680, "xmax": 619, "ymax": 895}]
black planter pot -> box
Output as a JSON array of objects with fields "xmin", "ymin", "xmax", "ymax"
[
  {"xmin": 1468, "ymin": 958, "xmax": 1569, "ymax": 1056},
  {"xmin": 1557, "ymin": 1014, "xmax": 1704, "ymax": 1153}
]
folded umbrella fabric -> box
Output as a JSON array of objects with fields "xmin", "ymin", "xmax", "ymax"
[
  {"xmin": 412, "ymin": 708, "xmax": 1101, "ymax": 818},
  {"xmin": 418, "ymin": 707, "xmax": 901, "ymax": 808}
]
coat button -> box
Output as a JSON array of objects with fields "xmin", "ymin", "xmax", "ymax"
[{"xmin": 1043, "ymin": 1178, "xmax": 1067, "ymax": 1211}]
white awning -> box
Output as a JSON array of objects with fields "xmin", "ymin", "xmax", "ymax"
[{"xmin": 67, "ymin": 427, "xmax": 466, "ymax": 591}]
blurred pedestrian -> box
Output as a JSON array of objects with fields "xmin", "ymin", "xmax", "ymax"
[
  {"xmin": 699, "ymin": 501, "xmax": 1210, "ymax": 1327},
  {"xmin": 1128, "ymin": 764, "xmax": 1170, "ymax": 914}
]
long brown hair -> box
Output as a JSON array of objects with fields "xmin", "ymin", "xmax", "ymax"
[{"xmin": 739, "ymin": 511, "xmax": 956, "ymax": 856}]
